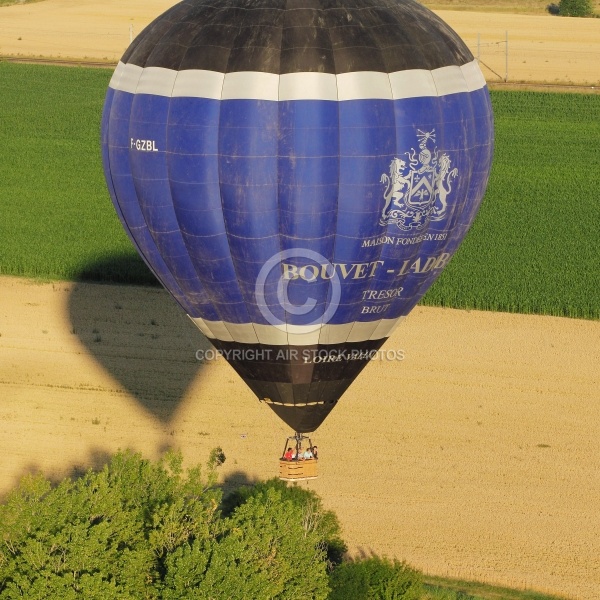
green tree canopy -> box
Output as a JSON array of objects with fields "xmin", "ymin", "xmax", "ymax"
[
  {"xmin": 328, "ymin": 556, "xmax": 423, "ymax": 600},
  {"xmin": 0, "ymin": 450, "xmax": 330, "ymax": 599},
  {"xmin": 558, "ymin": 0, "xmax": 594, "ymax": 16},
  {"xmin": 222, "ymin": 477, "xmax": 347, "ymax": 567}
]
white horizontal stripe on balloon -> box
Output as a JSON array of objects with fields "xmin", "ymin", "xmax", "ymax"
[
  {"xmin": 432, "ymin": 65, "xmax": 470, "ymax": 96},
  {"xmin": 172, "ymin": 70, "xmax": 224, "ymax": 99},
  {"xmin": 461, "ymin": 60, "xmax": 487, "ymax": 91},
  {"xmin": 136, "ymin": 66, "xmax": 178, "ymax": 96},
  {"xmin": 221, "ymin": 71, "xmax": 280, "ymax": 100},
  {"xmin": 109, "ymin": 60, "xmax": 487, "ymax": 100},
  {"xmin": 388, "ymin": 69, "xmax": 437, "ymax": 99},
  {"xmin": 336, "ymin": 71, "xmax": 392, "ymax": 100},
  {"xmin": 346, "ymin": 320, "xmax": 386, "ymax": 342},
  {"xmin": 279, "ymin": 72, "xmax": 338, "ymax": 101},
  {"xmin": 190, "ymin": 316, "xmax": 406, "ymax": 346},
  {"xmin": 110, "ymin": 62, "xmax": 143, "ymax": 94}
]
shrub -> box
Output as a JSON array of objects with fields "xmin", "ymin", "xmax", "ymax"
[
  {"xmin": 546, "ymin": 3, "xmax": 560, "ymax": 14},
  {"xmin": 0, "ymin": 451, "xmax": 331, "ymax": 599},
  {"xmin": 329, "ymin": 556, "xmax": 423, "ymax": 600},
  {"xmin": 222, "ymin": 477, "xmax": 347, "ymax": 568},
  {"xmin": 191, "ymin": 488, "xmax": 329, "ymax": 599},
  {"xmin": 557, "ymin": 0, "xmax": 593, "ymax": 16},
  {"xmin": 0, "ymin": 450, "xmax": 222, "ymax": 599}
]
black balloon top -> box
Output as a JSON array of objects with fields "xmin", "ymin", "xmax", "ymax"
[{"xmin": 122, "ymin": 0, "xmax": 472, "ymax": 75}]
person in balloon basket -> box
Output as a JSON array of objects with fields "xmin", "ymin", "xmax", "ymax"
[
  {"xmin": 302, "ymin": 447, "xmax": 313, "ymax": 460},
  {"xmin": 283, "ymin": 447, "xmax": 293, "ymax": 461},
  {"xmin": 311, "ymin": 446, "xmax": 318, "ymax": 460},
  {"xmin": 293, "ymin": 447, "xmax": 304, "ymax": 461}
]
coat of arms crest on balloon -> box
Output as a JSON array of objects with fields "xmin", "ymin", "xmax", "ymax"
[{"xmin": 379, "ymin": 129, "xmax": 459, "ymax": 231}]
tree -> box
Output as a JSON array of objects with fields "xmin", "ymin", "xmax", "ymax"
[
  {"xmin": 165, "ymin": 488, "xmax": 330, "ymax": 599},
  {"xmin": 328, "ymin": 556, "xmax": 423, "ymax": 600},
  {"xmin": 0, "ymin": 450, "xmax": 223, "ymax": 599},
  {"xmin": 222, "ymin": 478, "xmax": 347, "ymax": 568},
  {"xmin": 0, "ymin": 451, "xmax": 331, "ymax": 599},
  {"xmin": 558, "ymin": 0, "xmax": 593, "ymax": 16}
]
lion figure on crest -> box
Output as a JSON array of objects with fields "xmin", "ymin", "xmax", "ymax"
[
  {"xmin": 433, "ymin": 153, "xmax": 458, "ymax": 218},
  {"xmin": 379, "ymin": 157, "xmax": 410, "ymax": 223}
]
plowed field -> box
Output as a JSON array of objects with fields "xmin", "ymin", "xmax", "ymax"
[{"xmin": 1, "ymin": 277, "xmax": 599, "ymax": 598}]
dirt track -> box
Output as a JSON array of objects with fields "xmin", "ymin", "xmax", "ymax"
[
  {"xmin": 1, "ymin": 0, "xmax": 600, "ymax": 84},
  {"xmin": 1, "ymin": 1, "xmax": 600, "ymax": 597}
]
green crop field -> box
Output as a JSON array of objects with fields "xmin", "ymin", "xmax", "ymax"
[
  {"xmin": 423, "ymin": 90, "xmax": 600, "ymax": 319},
  {"xmin": 0, "ymin": 63, "xmax": 143, "ymax": 283},
  {"xmin": 0, "ymin": 62, "xmax": 598, "ymax": 319}
]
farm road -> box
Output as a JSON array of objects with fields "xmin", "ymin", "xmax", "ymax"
[{"xmin": 1, "ymin": 0, "xmax": 600, "ymax": 84}]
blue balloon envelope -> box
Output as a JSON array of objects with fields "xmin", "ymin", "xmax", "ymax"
[{"xmin": 101, "ymin": 0, "xmax": 494, "ymax": 433}]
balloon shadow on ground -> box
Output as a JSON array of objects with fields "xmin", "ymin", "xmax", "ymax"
[
  {"xmin": 219, "ymin": 470, "xmax": 260, "ymax": 496},
  {"xmin": 0, "ymin": 447, "xmax": 114, "ymax": 502},
  {"xmin": 74, "ymin": 251, "xmax": 160, "ymax": 286},
  {"xmin": 68, "ymin": 254, "xmax": 212, "ymax": 424},
  {"xmin": 2, "ymin": 452, "xmax": 258, "ymax": 504}
]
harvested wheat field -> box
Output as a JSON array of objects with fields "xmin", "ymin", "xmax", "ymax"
[{"xmin": 1, "ymin": 276, "xmax": 599, "ymax": 598}]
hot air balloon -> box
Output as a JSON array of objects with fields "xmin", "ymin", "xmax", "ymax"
[{"xmin": 101, "ymin": 0, "xmax": 494, "ymax": 462}]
